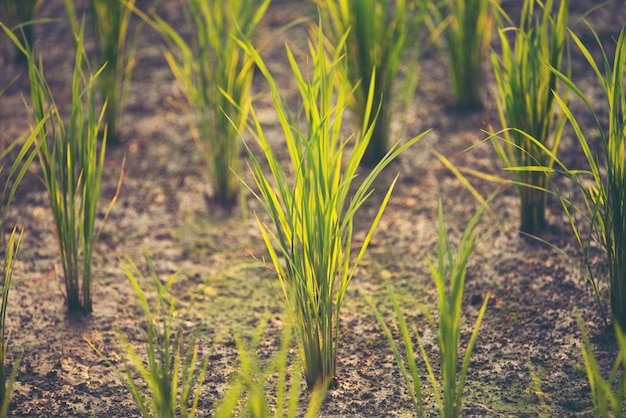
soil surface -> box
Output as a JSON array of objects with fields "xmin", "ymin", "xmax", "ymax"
[{"xmin": 1, "ymin": 0, "xmax": 626, "ymax": 416}]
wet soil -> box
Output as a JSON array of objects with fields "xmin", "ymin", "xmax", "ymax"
[{"xmin": 1, "ymin": 0, "xmax": 626, "ymax": 416}]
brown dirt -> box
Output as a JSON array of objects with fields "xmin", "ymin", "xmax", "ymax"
[{"xmin": 1, "ymin": 0, "xmax": 626, "ymax": 416}]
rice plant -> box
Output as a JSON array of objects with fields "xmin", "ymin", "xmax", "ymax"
[
  {"xmin": 5, "ymin": 20, "xmax": 119, "ymax": 315},
  {"xmin": 577, "ymin": 314, "xmax": 626, "ymax": 417},
  {"xmin": 0, "ymin": 131, "xmax": 39, "ymax": 416},
  {"xmin": 0, "ymin": 228, "xmax": 23, "ymax": 418},
  {"xmin": 490, "ymin": 0, "xmax": 569, "ymax": 234},
  {"xmin": 368, "ymin": 200, "xmax": 490, "ymax": 417},
  {"xmin": 431, "ymin": 0, "xmax": 499, "ymax": 110},
  {"xmin": 128, "ymin": 0, "xmax": 269, "ymax": 208},
  {"xmin": 549, "ymin": 23, "xmax": 626, "ymax": 329},
  {"xmin": 87, "ymin": 250, "xmax": 210, "ymax": 418},
  {"xmin": 238, "ymin": 21, "xmax": 429, "ymax": 389},
  {"xmin": 2, "ymin": 0, "xmax": 41, "ymax": 63},
  {"xmin": 65, "ymin": 0, "xmax": 141, "ymax": 142},
  {"xmin": 214, "ymin": 317, "xmax": 327, "ymax": 417},
  {"xmin": 315, "ymin": 0, "xmax": 427, "ymax": 165}
]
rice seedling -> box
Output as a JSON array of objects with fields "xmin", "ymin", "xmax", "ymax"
[
  {"xmin": 3, "ymin": 20, "xmax": 120, "ymax": 315},
  {"xmin": 2, "ymin": 0, "xmax": 42, "ymax": 63},
  {"xmin": 548, "ymin": 23, "xmax": 626, "ymax": 329},
  {"xmin": 86, "ymin": 250, "xmax": 210, "ymax": 418},
  {"xmin": 0, "ymin": 94, "xmax": 46, "ymax": 418},
  {"xmin": 431, "ymin": 0, "xmax": 499, "ymax": 110},
  {"xmin": 490, "ymin": 0, "xmax": 569, "ymax": 234},
  {"xmin": 0, "ymin": 135, "xmax": 41, "ymax": 415},
  {"xmin": 214, "ymin": 317, "xmax": 327, "ymax": 417},
  {"xmin": 577, "ymin": 314, "xmax": 626, "ymax": 417},
  {"xmin": 368, "ymin": 200, "xmax": 490, "ymax": 417},
  {"xmin": 65, "ymin": 0, "xmax": 141, "ymax": 142},
  {"xmin": 127, "ymin": 0, "xmax": 269, "ymax": 208},
  {"xmin": 0, "ymin": 227, "xmax": 23, "ymax": 418},
  {"xmin": 238, "ymin": 21, "xmax": 429, "ymax": 389},
  {"xmin": 315, "ymin": 0, "xmax": 427, "ymax": 165}
]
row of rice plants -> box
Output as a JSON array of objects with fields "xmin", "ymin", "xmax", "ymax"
[
  {"xmin": 1, "ymin": 0, "xmax": 624, "ymax": 415},
  {"xmin": 4, "ymin": 0, "xmax": 498, "ymax": 204}
]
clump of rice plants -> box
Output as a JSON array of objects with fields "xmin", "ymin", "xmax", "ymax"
[
  {"xmin": 490, "ymin": 0, "xmax": 569, "ymax": 234},
  {"xmin": 215, "ymin": 317, "xmax": 327, "ymax": 417},
  {"xmin": 87, "ymin": 250, "xmax": 210, "ymax": 418},
  {"xmin": 2, "ymin": 0, "xmax": 41, "ymax": 63},
  {"xmin": 238, "ymin": 21, "xmax": 429, "ymax": 389},
  {"xmin": 549, "ymin": 23, "xmax": 626, "ymax": 330},
  {"xmin": 368, "ymin": 200, "xmax": 490, "ymax": 416},
  {"xmin": 4, "ymin": 21, "xmax": 120, "ymax": 315},
  {"xmin": 431, "ymin": 0, "xmax": 499, "ymax": 110},
  {"xmin": 65, "ymin": 0, "xmax": 141, "ymax": 142},
  {"xmin": 316, "ymin": 0, "xmax": 427, "ymax": 165},
  {"xmin": 129, "ymin": 0, "xmax": 269, "ymax": 208}
]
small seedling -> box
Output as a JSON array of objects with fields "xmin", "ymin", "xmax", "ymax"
[
  {"xmin": 368, "ymin": 200, "xmax": 490, "ymax": 417},
  {"xmin": 87, "ymin": 250, "xmax": 210, "ymax": 418},
  {"xmin": 214, "ymin": 317, "xmax": 327, "ymax": 417}
]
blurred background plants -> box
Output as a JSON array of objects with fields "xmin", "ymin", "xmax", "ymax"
[
  {"xmin": 316, "ymin": 0, "xmax": 427, "ymax": 165},
  {"xmin": 65, "ymin": 0, "xmax": 142, "ymax": 142},
  {"xmin": 130, "ymin": 0, "xmax": 269, "ymax": 208},
  {"xmin": 6, "ymin": 21, "xmax": 120, "ymax": 315},
  {"xmin": 369, "ymin": 200, "xmax": 490, "ymax": 417},
  {"xmin": 2, "ymin": 0, "xmax": 42, "ymax": 63},
  {"xmin": 431, "ymin": 0, "xmax": 499, "ymax": 110},
  {"xmin": 489, "ymin": 0, "xmax": 569, "ymax": 234},
  {"xmin": 239, "ymin": 21, "xmax": 428, "ymax": 389}
]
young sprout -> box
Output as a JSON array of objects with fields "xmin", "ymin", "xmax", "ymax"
[
  {"xmin": 87, "ymin": 250, "xmax": 211, "ymax": 418},
  {"xmin": 368, "ymin": 200, "xmax": 490, "ymax": 417}
]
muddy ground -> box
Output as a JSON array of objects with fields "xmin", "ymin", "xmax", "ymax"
[{"xmin": 1, "ymin": 0, "xmax": 626, "ymax": 416}]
